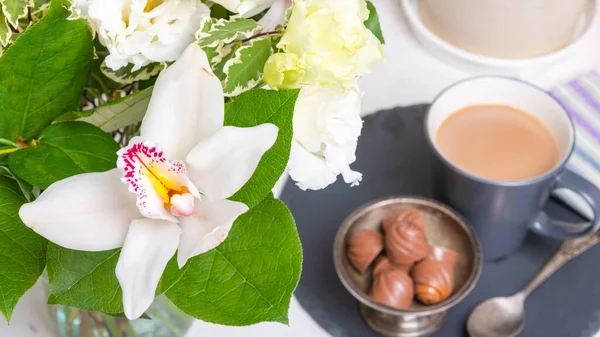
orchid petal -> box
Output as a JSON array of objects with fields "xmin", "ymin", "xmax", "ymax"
[
  {"xmin": 18, "ymin": 169, "xmax": 139, "ymax": 251},
  {"xmin": 238, "ymin": 2, "xmax": 272, "ymax": 17},
  {"xmin": 140, "ymin": 43, "xmax": 224, "ymax": 160},
  {"xmin": 185, "ymin": 124, "xmax": 278, "ymax": 201},
  {"xmin": 177, "ymin": 198, "xmax": 248, "ymax": 268},
  {"xmin": 116, "ymin": 218, "xmax": 181, "ymax": 320},
  {"xmin": 117, "ymin": 137, "xmax": 200, "ymax": 222},
  {"xmin": 257, "ymin": 0, "xmax": 288, "ymax": 32}
]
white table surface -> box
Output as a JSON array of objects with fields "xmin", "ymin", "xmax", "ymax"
[{"xmin": 3, "ymin": 0, "xmax": 600, "ymax": 336}]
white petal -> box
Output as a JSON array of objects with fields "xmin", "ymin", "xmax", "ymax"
[
  {"xmin": 289, "ymin": 85, "xmax": 363, "ymax": 190},
  {"xmin": 177, "ymin": 198, "xmax": 248, "ymax": 268},
  {"xmin": 140, "ymin": 43, "xmax": 224, "ymax": 160},
  {"xmin": 116, "ymin": 219, "xmax": 181, "ymax": 319},
  {"xmin": 257, "ymin": 0, "xmax": 287, "ymax": 31},
  {"xmin": 18, "ymin": 169, "xmax": 139, "ymax": 251},
  {"xmin": 287, "ymin": 140, "xmax": 337, "ymax": 191},
  {"xmin": 323, "ymin": 141, "xmax": 362, "ymax": 187},
  {"xmin": 185, "ymin": 124, "xmax": 278, "ymax": 201},
  {"xmin": 238, "ymin": 2, "xmax": 271, "ymax": 17}
]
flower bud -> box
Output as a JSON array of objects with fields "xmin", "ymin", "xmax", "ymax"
[{"xmin": 263, "ymin": 53, "xmax": 306, "ymax": 89}]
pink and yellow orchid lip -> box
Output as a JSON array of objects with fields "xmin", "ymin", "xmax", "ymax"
[{"xmin": 117, "ymin": 137, "xmax": 199, "ymax": 221}]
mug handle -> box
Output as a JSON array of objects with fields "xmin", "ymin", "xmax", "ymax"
[{"xmin": 531, "ymin": 169, "xmax": 600, "ymax": 239}]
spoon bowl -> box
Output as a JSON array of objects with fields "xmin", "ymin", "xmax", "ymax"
[
  {"xmin": 467, "ymin": 293, "xmax": 525, "ymax": 337},
  {"xmin": 467, "ymin": 234, "xmax": 600, "ymax": 337}
]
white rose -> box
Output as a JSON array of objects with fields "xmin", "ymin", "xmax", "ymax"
[
  {"xmin": 76, "ymin": 0, "xmax": 210, "ymax": 71},
  {"xmin": 274, "ymin": 0, "xmax": 384, "ymax": 88},
  {"xmin": 288, "ymin": 84, "xmax": 363, "ymax": 190}
]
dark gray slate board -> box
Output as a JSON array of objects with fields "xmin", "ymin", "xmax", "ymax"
[{"xmin": 280, "ymin": 105, "xmax": 600, "ymax": 337}]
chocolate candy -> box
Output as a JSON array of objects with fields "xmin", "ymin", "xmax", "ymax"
[
  {"xmin": 385, "ymin": 220, "xmax": 431, "ymax": 265},
  {"xmin": 371, "ymin": 269, "xmax": 414, "ymax": 309},
  {"xmin": 382, "ymin": 209, "xmax": 425, "ymax": 232},
  {"xmin": 347, "ymin": 230, "xmax": 384, "ymax": 274},
  {"xmin": 428, "ymin": 245, "xmax": 459, "ymax": 266},
  {"xmin": 411, "ymin": 259, "xmax": 454, "ymax": 305},
  {"xmin": 372, "ymin": 255, "xmax": 413, "ymax": 277}
]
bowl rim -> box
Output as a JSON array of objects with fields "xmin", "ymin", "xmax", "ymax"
[
  {"xmin": 400, "ymin": 0, "xmax": 599, "ymax": 69},
  {"xmin": 333, "ymin": 196, "xmax": 483, "ymax": 317}
]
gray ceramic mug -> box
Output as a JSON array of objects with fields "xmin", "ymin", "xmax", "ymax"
[{"xmin": 426, "ymin": 76, "xmax": 600, "ymax": 261}]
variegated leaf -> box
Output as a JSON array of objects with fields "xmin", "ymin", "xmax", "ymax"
[
  {"xmin": 77, "ymin": 86, "xmax": 153, "ymax": 132},
  {"xmin": 32, "ymin": 0, "xmax": 46, "ymax": 8},
  {"xmin": 31, "ymin": 0, "xmax": 48, "ymax": 18},
  {"xmin": 223, "ymin": 37, "xmax": 272, "ymax": 97},
  {"xmin": 0, "ymin": 10, "xmax": 11, "ymax": 46},
  {"xmin": 196, "ymin": 16, "xmax": 261, "ymax": 49},
  {"xmin": 1, "ymin": 0, "xmax": 32, "ymax": 26},
  {"xmin": 205, "ymin": 42, "xmax": 239, "ymax": 82},
  {"xmin": 100, "ymin": 61, "xmax": 164, "ymax": 85}
]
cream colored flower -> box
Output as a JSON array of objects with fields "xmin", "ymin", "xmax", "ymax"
[
  {"xmin": 269, "ymin": 0, "xmax": 384, "ymax": 89},
  {"xmin": 288, "ymin": 84, "xmax": 363, "ymax": 190},
  {"xmin": 263, "ymin": 53, "xmax": 305, "ymax": 89},
  {"xmin": 76, "ymin": 0, "xmax": 210, "ymax": 71}
]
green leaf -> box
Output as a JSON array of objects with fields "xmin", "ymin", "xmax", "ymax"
[
  {"xmin": 46, "ymin": 244, "xmax": 124, "ymax": 314},
  {"xmin": 8, "ymin": 121, "xmax": 119, "ymax": 189},
  {"xmin": 365, "ymin": 1, "xmax": 385, "ymax": 44},
  {"xmin": 1, "ymin": 0, "xmax": 32, "ymax": 26},
  {"xmin": 0, "ymin": 0, "xmax": 93, "ymax": 141},
  {"xmin": 100, "ymin": 61, "xmax": 164, "ymax": 85},
  {"xmin": 224, "ymin": 88, "xmax": 299, "ymax": 208},
  {"xmin": 163, "ymin": 196, "xmax": 302, "ymax": 326},
  {"xmin": 0, "ymin": 11, "xmax": 11, "ymax": 46},
  {"xmin": 0, "ymin": 176, "xmax": 47, "ymax": 320},
  {"xmin": 32, "ymin": 0, "xmax": 47, "ymax": 10},
  {"xmin": 77, "ymin": 86, "xmax": 153, "ymax": 132},
  {"xmin": 30, "ymin": 0, "xmax": 48, "ymax": 21},
  {"xmin": 223, "ymin": 37, "xmax": 272, "ymax": 97},
  {"xmin": 197, "ymin": 17, "xmax": 261, "ymax": 48},
  {"xmin": 209, "ymin": 3, "xmax": 230, "ymax": 19},
  {"xmin": 0, "ymin": 165, "xmax": 33, "ymax": 201}
]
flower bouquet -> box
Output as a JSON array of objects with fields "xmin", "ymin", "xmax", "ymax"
[{"xmin": 0, "ymin": 0, "xmax": 384, "ymax": 331}]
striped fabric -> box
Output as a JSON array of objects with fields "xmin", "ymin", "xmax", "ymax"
[{"xmin": 549, "ymin": 70, "xmax": 600, "ymax": 220}]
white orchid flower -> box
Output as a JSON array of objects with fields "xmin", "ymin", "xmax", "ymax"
[
  {"xmin": 19, "ymin": 43, "xmax": 278, "ymax": 320},
  {"xmin": 76, "ymin": 0, "xmax": 210, "ymax": 71},
  {"xmin": 288, "ymin": 84, "xmax": 362, "ymax": 190}
]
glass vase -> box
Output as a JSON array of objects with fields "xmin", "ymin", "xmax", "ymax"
[{"xmin": 48, "ymin": 295, "xmax": 193, "ymax": 337}]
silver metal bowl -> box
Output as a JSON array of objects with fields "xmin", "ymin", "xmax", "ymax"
[{"xmin": 333, "ymin": 196, "xmax": 483, "ymax": 337}]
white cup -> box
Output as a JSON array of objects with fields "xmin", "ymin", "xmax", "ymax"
[{"xmin": 419, "ymin": 0, "xmax": 589, "ymax": 59}]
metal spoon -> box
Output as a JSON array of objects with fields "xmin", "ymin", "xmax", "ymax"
[{"xmin": 467, "ymin": 233, "xmax": 600, "ymax": 337}]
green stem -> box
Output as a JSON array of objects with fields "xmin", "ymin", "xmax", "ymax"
[
  {"xmin": 241, "ymin": 31, "xmax": 282, "ymax": 43},
  {"xmin": 0, "ymin": 138, "xmax": 18, "ymax": 148},
  {"xmin": 101, "ymin": 315, "xmax": 122, "ymax": 337},
  {"xmin": 91, "ymin": 72, "xmax": 110, "ymax": 94},
  {"xmin": 148, "ymin": 307, "xmax": 183, "ymax": 336},
  {"xmin": 0, "ymin": 148, "xmax": 20, "ymax": 155},
  {"xmin": 125, "ymin": 324, "xmax": 139, "ymax": 337}
]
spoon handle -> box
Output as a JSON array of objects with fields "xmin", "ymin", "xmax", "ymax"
[{"xmin": 521, "ymin": 232, "xmax": 600, "ymax": 296}]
